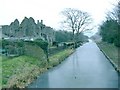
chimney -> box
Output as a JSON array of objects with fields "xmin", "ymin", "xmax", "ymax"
[
  {"xmin": 37, "ymin": 20, "xmax": 39, "ymax": 24},
  {"xmin": 41, "ymin": 20, "xmax": 43, "ymax": 24}
]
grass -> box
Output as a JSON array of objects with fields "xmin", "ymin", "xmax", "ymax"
[
  {"xmin": 48, "ymin": 48, "xmax": 74, "ymax": 68},
  {"xmin": 2, "ymin": 56, "xmax": 47, "ymax": 88},
  {"xmin": 0, "ymin": 56, "xmax": 2, "ymax": 89},
  {"xmin": 2, "ymin": 48, "xmax": 74, "ymax": 88},
  {"xmin": 97, "ymin": 41, "xmax": 119, "ymax": 71},
  {"xmin": 2, "ymin": 44, "xmax": 47, "ymax": 88}
]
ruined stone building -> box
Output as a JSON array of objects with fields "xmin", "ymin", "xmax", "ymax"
[
  {"xmin": 0, "ymin": 26, "xmax": 2, "ymax": 39},
  {"xmin": 1, "ymin": 17, "xmax": 55, "ymax": 44}
]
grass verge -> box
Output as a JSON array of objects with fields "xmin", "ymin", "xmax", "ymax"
[
  {"xmin": 48, "ymin": 48, "xmax": 74, "ymax": 68},
  {"xmin": 0, "ymin": 56, "xmax": 2, "ymax": 90},
  {"xmin": 2, "ymin": 56, "xmax": 47, "ymax": 88},
  {"xmin": 2, "ymin": 48, "xmax": 74, "ymax": 88},
  {"xmin": 97, "ymin": 41, "xmax": 119, "ymax": 71}
]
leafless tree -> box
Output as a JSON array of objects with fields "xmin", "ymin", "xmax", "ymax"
[
  {"xmin": 61, "ymin": 8, "xmax": 92, "ymax": 34},
  {"xmin": 106, "ymin": 1, "xmax": 120, "ymax": 24},
  {"xmin": 106, "ymin": 8, "xmax": 118, "ymax": 21},
  {"xmin": 61, "ymin": 8, "xmax": 92, "ymax": 47},
  {"xmin": 118, "ymin": 1, "xmax": 120, "ymax": 24}
]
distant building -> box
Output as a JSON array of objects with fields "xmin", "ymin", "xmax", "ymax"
[
  {"xmin": 1, "ymin": 17, "xmax": 55, "ymax": 44},
  {"xmin": 0, "ymin": 26, "xmax": 2, "ymax": 39}
]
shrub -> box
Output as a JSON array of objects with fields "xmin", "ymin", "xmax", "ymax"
[
  {"xmin": 2, "ymin": 39, "xmax": 24, "ymax": 56},
  {"xmin": 24, "ymin": 44, "xmax": 47, "ymax": 63},
  {"xmin": 114, "ymin": 34, "xmax": 120, "ymax": 47},
  {"xmin": 25, "ymin": 39, "xmax": 48, "ymax": 53},
  {"xmin": 2, "ymin": 39, "xmax": 48, "ymax": 57}
]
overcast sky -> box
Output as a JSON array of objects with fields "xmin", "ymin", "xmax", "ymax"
[{"xmin": 0, "ymin": 0, "xmax": 117, "ymax": 35}]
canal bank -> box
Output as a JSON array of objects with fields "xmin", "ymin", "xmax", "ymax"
[{"xmin": 96, "ymin": 41, "xmax": 119, "ymax": 73}]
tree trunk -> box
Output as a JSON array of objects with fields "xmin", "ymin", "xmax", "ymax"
[{"xmin": 73, "ymin": 30, "xmax": 75, "ymax": 48}]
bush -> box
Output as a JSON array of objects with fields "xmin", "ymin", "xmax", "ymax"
[
  {"xmin": 2, "ymin": 39, "xmax": 48, "ymax": 57},
  {"xmin": 2, "ymin": 39, "xmax": 24, "ymax": 56},
  {"xmin": 52, "ymin": 41, "xmax": 58, "ymax": 46},
  {"xmin": 114, "ymin": 34, "xmax": 120, "ymax": 47},
  {"xmin": 99, "ymin": 19, "xmax": 119, "ymax": 47},
  {"xmin": 24, "ymin": 44, "xmax": 47, "ymax": 62},
  {"xmin": 25, "ymin": 39, "xmax": 48, "ymax": 53},
  {"xmin": 2, "ymin": 39, "xmax": 10, "ymax": 49}
]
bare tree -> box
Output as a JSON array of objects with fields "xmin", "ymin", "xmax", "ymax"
[
  {"xmin": 118, "ymin": 1, "xmax": 120, "ymax": 24},
  {"xmin": 61, "ymin": 8, "xmax": 92, "ymax": 47},
  {"xmin": 106, "ymin": 8, "xmax": 118, "ymax": 21},
  {"xmin": 106, "ymin": 1, "xmax": 120, "ymax": 24}
]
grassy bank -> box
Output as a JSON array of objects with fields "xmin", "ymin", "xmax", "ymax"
[
  {"xmin": 2, "ymin": 48, "xmax": 74, "ymax": 88},
  {"xmin": 0, "ymin": 56, "xmax": 2, "ymax": 90},
  {"xmin": 97, "ymin": 41, "xmax": 119, "ymax": 71},
  {"xmin": 2, "ymin": 56, "xmax": 47, "ymax": 88},
  {"xmin": 48, "ymin": 48, "xmax": 74, "ymax": 68}
]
